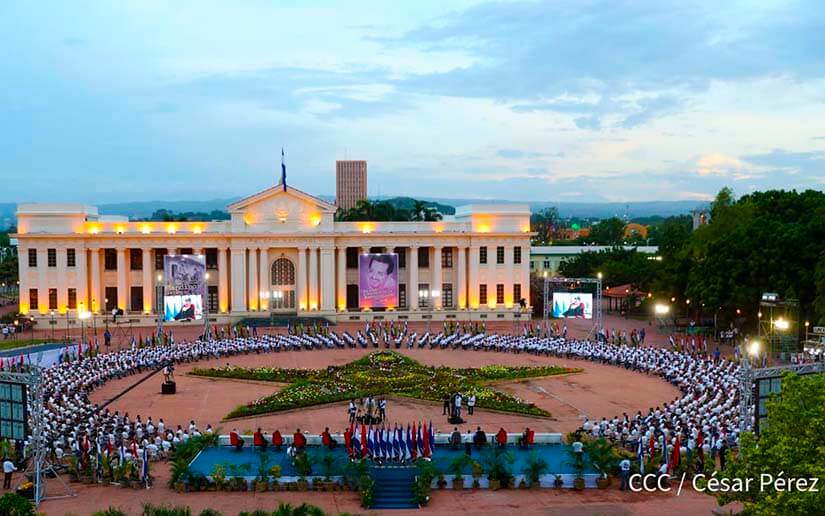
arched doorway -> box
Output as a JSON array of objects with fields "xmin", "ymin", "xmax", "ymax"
[{"xmin": 270, "ymin": 257, "xmax": 296, "ymax": 310}]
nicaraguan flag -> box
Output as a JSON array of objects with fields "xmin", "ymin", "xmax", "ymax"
[
  {"xmin": 399, "ymin": 428, "xmax": 407, "ymax": 459},
  {"xmin": 281, "ymin": 148, "xmax": 287, "ymax": 191},
  {"xmin": 142, "ymin": 446, "xmax": 149, "ymax": 482},
  {"xmin": 352, "ymin": 434, "xmax": 360, "ymax": 455},
  {"xmin": 393, "ymin": 429, "xmax": 400, "ymax": 459},
  {"xmin": 367, "ymin": 427, "xmax": 374, "ymax": 456},
  {"xmin": 417, "ymin": 424, "xmax": 423, "ymax": 456},
  {"xmin": 637, "ymin": 438, "xmax": 644, "ymax": 474},
  {"xmin": 428, "ymin": 421, "xmax": 435, "ymax": 457}
]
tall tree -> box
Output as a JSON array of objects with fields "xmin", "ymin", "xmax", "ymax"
[
  {"xmin": 585, "ymin": 217, "xmax": 626, "ymax": 245},
  {"xmin": 530, "ymin": 207, "xmax": 561, "ymax": 244}
]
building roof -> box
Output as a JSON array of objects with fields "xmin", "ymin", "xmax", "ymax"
[
  {"xmin": 530, "ymin": 245, "xmax": 659, "ymax": 255},
  {"xmin": 226, "ymin": 183, "xmax": 337, "ymax": 213}
]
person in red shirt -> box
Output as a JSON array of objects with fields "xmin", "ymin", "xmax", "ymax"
[
  {"xmin": 253, "ymin": 428, "xmax": 267, "ymax": 449},
  {"xmin": 229, "ymin": 428, "xmax": 244, "ymax": 450},
  {"xmin": 496, "ymin": 427, "xmax": 508, "ymax": 448},
  {"xmin": 293, "ymin": 428, "xmax": 307, "ymax": 450},
  {"xmin": 272, "ymin": 429, "xmax": 284, "ymax": 451},
  {"xmin": 321, "ymin": 427, "xmax": 337, "ymax": 450}
]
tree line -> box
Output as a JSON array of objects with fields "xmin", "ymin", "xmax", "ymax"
[{"xmin": 557, "ymin": 188, "xmax": 825, "ymax": 325}]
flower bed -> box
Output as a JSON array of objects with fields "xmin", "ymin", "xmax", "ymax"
[{"xmin": 191, "ymin": 351, "xmax": 580, "ymax": 420}]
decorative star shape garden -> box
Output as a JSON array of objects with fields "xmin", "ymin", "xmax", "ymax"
[{"xmin": 191, "ymin": 351, "xmax": 581, "ymax": 420}]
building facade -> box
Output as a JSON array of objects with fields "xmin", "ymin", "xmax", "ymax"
[
  {"xmin": 335, "ymin": 160, "xmax": 367, "ymax": 210},
  {"xmin": 530, "ymin": 245, "xmax": 659, "ymax": 276},
  {"xmin": 15, "ymin": 185, "xmax": 532, "ymax": 327}
]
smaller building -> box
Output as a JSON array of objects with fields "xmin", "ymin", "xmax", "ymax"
[
  {"xmin": 530, "ymin": 245, "xmax": 660, "ymax": 276},
  {"xmin": 335, "ymin": 160, "xmax": 367, "ymax": 210}
]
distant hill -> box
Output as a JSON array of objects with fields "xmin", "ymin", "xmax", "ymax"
[{"xmin": 0, "ymin": 196, "xmax": 705, "ymax": 228}]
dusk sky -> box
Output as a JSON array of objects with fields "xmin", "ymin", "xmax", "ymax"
[{"xmin": 1, "ymin": 0, "xmax": 824, "ymax": 204}]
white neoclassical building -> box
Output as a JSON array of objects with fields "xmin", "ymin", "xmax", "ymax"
[{"xmin": 14, "ymin": 184, "xmax": 532, "ymax": 328}]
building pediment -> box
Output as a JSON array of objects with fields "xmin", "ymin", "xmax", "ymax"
[{"xmin": 227, "ymin": 185, "xmax": 336, "ymax": 231}]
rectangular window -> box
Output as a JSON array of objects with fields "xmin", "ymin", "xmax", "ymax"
[
  {"xmin": 206, "ymin": 249, "xmax": 218, "ymax": 269},
  {"xmin": 48, "ymin": 288, "xmax": 57, "ymax": 310},
  {"xmin": 346, "ymin": 248, "xmax": 358, "ymax": 269},
  {"xmin": 47, "ymin": 249, "xmax": 57, "ymax": 267},
  {"xmin": 394, "ymin": 247, "xmax": 406, "ymax": 269},
  {"xmin": 68, "ymin": 288, "xmax": 77, "ymax": 310},
  {"xmin": 67, "ymin": 248, "xmax": 76, "ymax": 267},
  {"xmin": 530, "ymin": 261, "xmax": 535, "ymax": 269},
  {"xmin": 543, "ymin": 260, "xmax": 550, "ymax": 269},
  {"xmin": 513, "ymin": 283, "xmax": 522, "ymax": 304},
  {"xmin": 208, "ymin": 285, "xmax": 218, "ymax": 313},
  {"xmin": 496, "ymin": 246, "xmax": 504, "ymax": 264},
  {"xmin": 514, "ymin": 246, "xmax": 522, "ymax": 264},
  {"xmin": 399, "ymin": 284, "xmax": 407, "ymax": 309},
  {"xmin": 479, "ymin": 246, "xmax": 487, "ymax": 264},
  {"xmin": 104, "ymin": 249, "xmax": 117, "ymax": 270},
  {"xmin": 28, "ymin": 249, "xmax": 37, "ymax": 267},
  {"xmin": 346, "ymin": 284, "xmax": 359, "ymax": 309},
  {"xmin": 130, "ymin": 286, "xmax": 143, "ymax": 312},
  {"xmin": 154, "ymin": 249, "xmax": 167, "ymax": 271},
  {"xmin": 129, "ymin": 249, "xmax": 143, "ymax": 270},
  {"xmin": 418, "ymin": 247, "xmax": 429, "ymax": 268},
  {"xmin": 418, "ymin": 283, "xmax": 430, "ymax": 308},
  {"xmin": 442, "ymin": 283, "xmax": 453, "ymax": 308},
  {"xmin": 479, "ymin": 284, "xmax": 488, "ymax": 305},
  {"xmin": 29, "ymin": 289, "xmax": 38, "ymax": 310},
  {"xmin": 179, "ymin": 248, "xmax": 193, "ymax": 256},
  {"xmin": 496, "ymin": 284, "xmax": 504, "ymax": 304},
  {"xmin": 104, "ymin": 287, "xmax": 118, "ymax": 311},
  {"xmin": 441, "ymin": 248, "xmax": 453, "ymax": 268}
]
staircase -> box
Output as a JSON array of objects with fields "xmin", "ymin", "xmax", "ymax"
[{"xmin": 370, "ymin": 466, "xmax": 418, "ymax": 510}]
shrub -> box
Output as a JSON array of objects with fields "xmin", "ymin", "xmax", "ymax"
[
  {"xmin": 198, "ymin": 510, "xmax": 222, "ymax": 516},
  {"xmin": 141, "ymin": 504, "xmax": 191, "ymax": 516},
  {"xmin": 0, "ymin": 493, "xmax": 35, "ymax": 516},
  {"xmin": 93, "ymin": 509, "xmax": 127, "ymax": 516},
  {"xmin": 523, "ymin": 452, "xmax": 549, "ymax": 487}
]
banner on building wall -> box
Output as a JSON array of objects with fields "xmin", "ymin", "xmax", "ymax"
[
  {"xmin": 551, "ymin": 292, "xmax": 593, "ymax": 319},
  {"xmin": 358, "ymin": 253, "xmax": 399, "ymax": 308},
  {"xmin": 163, "ymin": 254, "xmax": 206, "ymax": 321}
]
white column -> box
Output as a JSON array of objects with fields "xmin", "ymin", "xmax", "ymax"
[
  {"xmin": 76, "ymin": 245, "xmax": 87, "ymax": 312},
  {"xmin": 457, "ymin": 246, "xmax": 466, "ymax": 309},
  {"xmin": 296, "ymin": 247, "xmax": 307, "ymax": 310},
  {"xmin": 521, "ymin": 244, "xmax": 530, "ymax": 308},
  {"xmin": 408, "ymin": 245, "xmax": 418, "ymax": 310},
  {"xmin": 230, "ymin": 247, "xmax": 246, "ymax": 313},
  {"xmin": 218, "ymin": 248, "xmax": 229, "ymax": 313},
  {"xmin": 89, "ymin": 248, "xmax": 101, "ymax": 313},
  {"xmin": 504, "ymin": 245, "xmax": 514, "ymax": 307},
  {"xmin": 142, "ymin": 249, "xmax": 152, "ymax": 313},
  {"xmin": 116, "ymin": 248, "xmax": 127, "ymax": 311},
  {"xmin": 259, "ymin": 247, "xmax": 269, "ymax": 311},
  {"xmin": 468, "ymin": 246, "xmax": 479, "ymax": 309},
  {"xmin": 308, "ymin": 247, "xmax": 319, "ymax": 310},
  {"xmin": 320, "ymin": 247, "xmax": 335, "ymax": 311},
  {"xmin": 336, "ymin": 246, "xmax": 346, "ymax": 310},
  {"xmin": 18, "ymin": 246, "xmax": 29, "ymax": 314},
  {"xmin": 57, "ymin": 247, "xmax": 68, "ymax": 312},
  {"xmin": 248, "ymin": 248, "xmax": 258, "ymax": 311},
  {"xmin": 432, "ymin": 245, "xmax": 442, "ymax": 310},
  {"xmin": 167, "ymin": 247, "xmax": 176, "ymax": 256},
  {"xmin": 37, "ymin": 249, "xmax": 47, "ymax": 314}
]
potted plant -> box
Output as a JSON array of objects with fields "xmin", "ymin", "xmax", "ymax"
[
  {"xmin": 472, "ymin": 478, "xmax": 480, "ymax": 489},
  {"xmin": 319, "ymin": 452, "xmax": 337, "ymax": 491},
  {"xmin": 437, "ymin": 472, "xmax": 447, "ymax": 489},
  {"xmin": 294, "ymin": 453, "xmax": 312, "ymax": 491},
  {"xmin": 270, "ymin": 465, "xmax": 282, "ymax": 491},
  {"xmin": 359, "ymin": 476, "xmax": 375, "ymax": 508},
  {"xmin": 211, "ymin": 464, "xmax": 226, "ymax": 491},
  {"xmin": 523, "ymin": 452, "xmax": 549, "ymax": 488},
  {"xmin": 413, "ymin": 459, "xmax": 438, "ymax": 507},
  {"xmin": 343, "ymin": 459, "xmax": 369, "ymax": 492},
  {"xmin": 254, "ymin": 452, "xmax": 271, "ymax": 491},
  {"xmin": 471, "ymin": 461, "xmax": 483, "ymax": 480},
  {"xmin": 447, "ymin": 454, "xmax": 472, "ymax": 490},
  {"xmin": 584, "ymin": 438, "xmax": 618, "ymax": 489},
  {"xmin": 482, "ymin": 448, "xmax": 514, "ymax": 490},
  {"xmin": 553, "ymin": 474, "xmax": 564, "ymax": 489}
]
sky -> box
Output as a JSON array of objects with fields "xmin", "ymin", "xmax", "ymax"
[{"xmin": 1, "ymin": 0, "xmax": 824, "ymax": 204}]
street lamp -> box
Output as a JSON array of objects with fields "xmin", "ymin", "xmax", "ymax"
[
  {"xmin": 773, "ymin": 317, "xmax": 789, "ymax": 331},
  {"xmin": 596, "ymin": 272, "xmax": 603, "ymax": 280},
  {"xmin": 50, "ymin": 310, "xmax": 56, "ymax": 341},
  {"xmin": 748, "ymin": 339, "xmax": 760, "ymax": 358},
  {"xmin": 654, "ymin": 303, "xmax": 670, "ymax": 315},
  {"xmin": 29, "ymin": 315, "xmax": 34, "ymax": 346},
  {"xmin": 13, "ymin": 319, "xmax": 18, "ymax": 342}
]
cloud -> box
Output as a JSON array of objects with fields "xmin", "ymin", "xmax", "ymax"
[
  {"xmin": 575, "ymin": 116, "xmax": 601, "ymax": 130},
  {"xmin": 741, "ymin": 148, "xmax": 825, "ymax": 176},
  {"xmin": 695, "ymin": 153, "xmax": 748, "ymax": 176},
  {"xmin": 496, "ymin": 148, "xmax": 546, "ymax": 159},
  {"xmin": 619, "ymin": 95, "xmax": 683, "ymax": 128}
]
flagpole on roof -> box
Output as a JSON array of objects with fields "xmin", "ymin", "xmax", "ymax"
[{"xmin": 281, "ymin": 148, "xmax": 287, "ymax": 192}]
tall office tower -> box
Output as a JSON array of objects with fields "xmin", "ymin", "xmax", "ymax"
[{"xmin": 335, "ymin": 160, "xmax": 367, "ymax": 210}]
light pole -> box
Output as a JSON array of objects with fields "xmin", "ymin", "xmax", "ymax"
[
  {"xmin": 29, "ymin": 315, "xmax": 35, "ymax": 346},
  {"xmin": 49, "ymin": 310, "xmax": 55, "ymax": 341},
  {"xmin": 13, "ymin": 319, "xmax": 18, "ymax": 343}
]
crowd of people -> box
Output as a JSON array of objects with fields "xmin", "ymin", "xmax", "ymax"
[{"xmin": 0, "ymin": 322, "xmax": 747, "ymax": 488}]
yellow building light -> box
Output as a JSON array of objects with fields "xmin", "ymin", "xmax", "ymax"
[
  {"xmin": 309, "ymin": 213, "xmax": 322, "ymax": 226},
  {"xmin": 166, "ymin": 223, "xmax": 176, "ymax": 234},
  {"xmin": 192, "ymin": 225, "xmax": 203, "ymax": 234},
  {"xmin": 140, "ymin": 224, "xmax": 152, "ymax": 234},
  {"xmin": 115, "ymin": 225, "xmax": 125, "ymax": 234},
  {"xmin": 358, "ymin": 222, "xmax": 375, "ymax": 234},
  {"xmin": 432, "ymin": 223, "xmax": 444, "ymax": 233}
]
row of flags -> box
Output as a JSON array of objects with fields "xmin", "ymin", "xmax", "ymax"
[
  {"xmin": 345, "ymin": 422, "xmax": 435, "ymax": 461},
  {"xmin": 640, "ymin": 430, "xmax": 703, "ymax": 474}
]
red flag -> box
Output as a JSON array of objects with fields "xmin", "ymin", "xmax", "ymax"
[
  {"xmin": 422, "ymin": 422, "xmax": 431, "ymax": 458},
  {"xmin": 648, "ymin": 436, "xmax": 655, "ymax": 458},
  {"xmin": 19, "ymin": 355, "xmax": 23, "ymax": 367},
  {"xmin": 360, "ymin": 423, "xmax": 367, "ymax": 458},
  {"xmin": 696, "ymin": 431, "xmax": 704, "ymax": 462},
  {"xmin": 411, "ymin": 423, "xmax": 418, "ymax": 460},
  {"xmin": 669, "ymin": 436, "xmax": 681, "ymax": 473}
]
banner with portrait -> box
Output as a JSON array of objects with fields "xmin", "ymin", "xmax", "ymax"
[
  {"xmin": 551, "ymin": 292, "xmax": 593, "ymax": 319},
  {"xmin": 163, "ymin": 254, "xmax": 206, "ymax": 321},
  {"xmin": 358, "ymin": 253, "xmax": 399, "ymax": 308}
]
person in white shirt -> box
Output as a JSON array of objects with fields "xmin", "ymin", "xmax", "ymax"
[
  {"xmin": 3, "ymin": 458, "xmax": 17, "ymax": 489},
  {"xmin": 619, "ymin": 458, "xmax": 631, "ymax": 490},
  {"xmin": 467, "ymin": 395, "xmax": 476, "ymax": 416}
]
